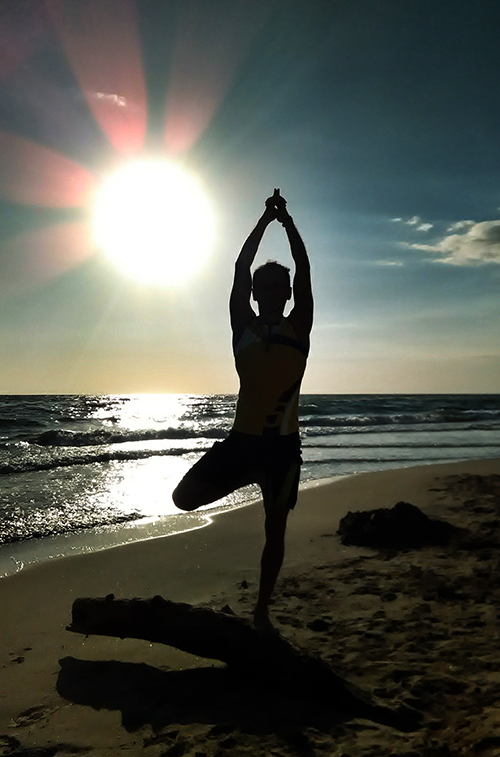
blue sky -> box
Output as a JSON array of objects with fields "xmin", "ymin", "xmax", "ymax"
[{"xmin": 0, "ymin": 0, "xmax": 499, "ymax": 393}]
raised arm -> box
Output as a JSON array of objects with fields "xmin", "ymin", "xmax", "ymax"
[
  {"xmin": 230, "ymin": 197, "xmax": 276, "ymax": 344},
  {"xmin": 275, "ymin": 194, "xmax": 313, "ymax": 348}
]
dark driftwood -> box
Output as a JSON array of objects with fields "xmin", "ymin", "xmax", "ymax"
[{"xmin": 68, "ymin": 594, "xmax": 421, "ymax": 732}]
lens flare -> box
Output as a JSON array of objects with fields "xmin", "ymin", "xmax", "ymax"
[
  {"xmin": 1, "ymin": 221, "xmax": 92, "ymax": 298},
  {"xmin": 0, "ymin": 130, "xmax": 94, "ymax": 207},
  {"xmin": 47, "ymin": 0, "xmax": 146, "ymax": 155},
  {"xmin": 164, "ymin": 2, "xmax": 262, "ymax": 154}
]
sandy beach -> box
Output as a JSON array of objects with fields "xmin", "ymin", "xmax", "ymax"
[{"xmin": 1, "ymin": 457, "xmax": 500, "ymax": 756}]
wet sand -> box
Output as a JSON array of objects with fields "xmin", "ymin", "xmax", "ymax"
[{"xmin": 1, "ymin": 457, "xmax": 499, "ymax": 756}]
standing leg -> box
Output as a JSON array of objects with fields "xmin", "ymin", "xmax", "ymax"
[
  {"xmin": 253, "ymin": 481, "xmax": 290, "ymax": 634},
  {"xmin": 253, "ymin": 459, "xmax": 300, "ymax": 633}
]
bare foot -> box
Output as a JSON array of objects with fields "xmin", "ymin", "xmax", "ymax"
[{"xmin": 253, "ymin": 607, "xmax": 280, "ymax": 638}]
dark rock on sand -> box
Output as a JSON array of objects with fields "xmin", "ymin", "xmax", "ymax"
[
  {"xmin": 338, "ymin": 501, "xmax": 458, "ymax": 550},
  {"xmin": 307, "ymin": 617, "xmax": 331, "ymax": 632}
]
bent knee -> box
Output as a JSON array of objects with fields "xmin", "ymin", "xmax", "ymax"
[
  {"xmin": 172, "ymin": 481, "xmax": 198, "ymax": 512},
  {"xmin": 172, "ymin": 477, "xmax": 221, "ymax": 512}
]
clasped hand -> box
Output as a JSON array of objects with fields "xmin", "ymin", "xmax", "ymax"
[{"xmin": 264, "ymin": 188, "xmax": 290, "ymax": 224}]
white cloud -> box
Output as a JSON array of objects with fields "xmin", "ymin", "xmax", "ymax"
[
  {"xmin": 94, "ymin": 92, "xmax": 127, "ymax": 107},
  {"xmin": 406, "ymin": 219, "xmax": 500, "ymax": 265},
  {"xmin": 391, "ymin": 216, "xmax": 432, "ymax": 231},
  {"xmin": 447, "ymin": 220, "xmax": 475, "ymax": 232},
  {"xmin": 374, "ymin": 260, "xmax": 404, "ymax": 266}
]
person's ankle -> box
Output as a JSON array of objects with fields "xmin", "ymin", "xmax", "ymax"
[{"xmin": 253, "ymin": 604, "xmax": 279, "ymax": 636}]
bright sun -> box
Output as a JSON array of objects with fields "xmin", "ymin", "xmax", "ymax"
[{"xmin": 92, "ymin": 158, "xmax": 215, "ymax": 286}]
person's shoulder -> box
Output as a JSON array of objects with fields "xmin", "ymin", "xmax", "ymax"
[
  {"xmin": 282, "ymin": 315, "xmax": 302, "ymax": 338},
  {"xmin": 232, "ymin": 315, "xmax": 259, "ymax": 352},
  {"xmin": 283, "ymin": 315, "xmax": 310, "ymax": 355}
]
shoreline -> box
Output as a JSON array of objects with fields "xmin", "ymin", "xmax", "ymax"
[
  {"xmin": 0, "ymin": 470, "xmax": 364, "ymax": 579},
  {"xmin": 1, "ymin": 457, "xmax": 500, "ymax": 755},
  {"xmin": 0, "ymin": 477, "xmax": 344, "ymax": 580},
  {"xmin": 1, "ymin": 455, "xmax": 497, "ymax": 579}
]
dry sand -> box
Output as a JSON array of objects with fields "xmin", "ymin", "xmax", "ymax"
[{"xmin": 1, "ymin": 457, "xmax": 499, "ymax": 756}]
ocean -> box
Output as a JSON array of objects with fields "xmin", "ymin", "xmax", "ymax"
[{"xmin": 1, "ymin": 393, "xmax": 499, "ymax": 576}]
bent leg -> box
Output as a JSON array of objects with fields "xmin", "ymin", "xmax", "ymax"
[
  {"xmin": 172, "ymin": 437, "xmax": 255, "ymax": 512},
  {"xmin": 172, "ymin": 474, "xmax": 237, "ymax": 512}
]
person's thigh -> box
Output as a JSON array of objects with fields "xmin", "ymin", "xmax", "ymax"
[
  {"xmin": 262, "ymin": 461, "xmax": 300, "ymax": 515},
  {"xmin": 262, "ymin": 434, "xmax": 302, "ymax": 513},
  {"xmin": 172, "ymin": 436, "xmax": 257, "ymax": 511}
]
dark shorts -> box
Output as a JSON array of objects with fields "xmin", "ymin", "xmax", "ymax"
[{"xmin": 185, "ymin": 431, "xmax": 302, "ymax": 510}]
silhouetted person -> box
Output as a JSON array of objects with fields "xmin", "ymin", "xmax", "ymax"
[{"xmin": 173, "ymin": 189, "xmax": 313, "ymax": 633}]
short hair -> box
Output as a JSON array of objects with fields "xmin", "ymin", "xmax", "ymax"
[{"xmin": 252, "ymin": 260, "xmax": 291, "ymax": 289}]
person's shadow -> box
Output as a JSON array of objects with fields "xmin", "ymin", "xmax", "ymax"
[{"xmin": 57, "ymin": 656, "xmax": 347, "ymax": 738}]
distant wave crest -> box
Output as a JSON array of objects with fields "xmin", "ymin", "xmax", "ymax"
[
  {"xmin": 33, "ymin": 426, "xmax": 228, "ymax": 447},
  {"xmin": 301, "ymin": 408, "xmax": 500, "ymax": 431}
]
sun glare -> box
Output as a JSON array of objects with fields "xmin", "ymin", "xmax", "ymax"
[{"xmin": 92, "ymin": 159, "xmax": 215, "ymax": 286}]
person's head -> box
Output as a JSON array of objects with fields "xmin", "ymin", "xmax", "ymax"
[{"xmin": 252, "ymin": 261, "xmax": 292, "ymax": 323}]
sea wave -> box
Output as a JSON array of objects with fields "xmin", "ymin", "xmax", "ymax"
[
  {"xmin": 300, "ymin": 409, "xmax": 500, "ymax": 429},
  {"xmin": 0, "ymin": 393, "xmax": 498, "ymax": 548},
  {"xmin": 302, "ymin": 440, "xmax": 500, "ymax": 449},
  {"xmin": 32, "ymin": 426, "xmax": 229, "ymax": 447},
  {"xmin": 0, "ymin": 445, "xmax": 204, "ymax": 476},
  {"xmin": 0, "ymin": 504, "xmax": 144, "ymax": 545}
]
